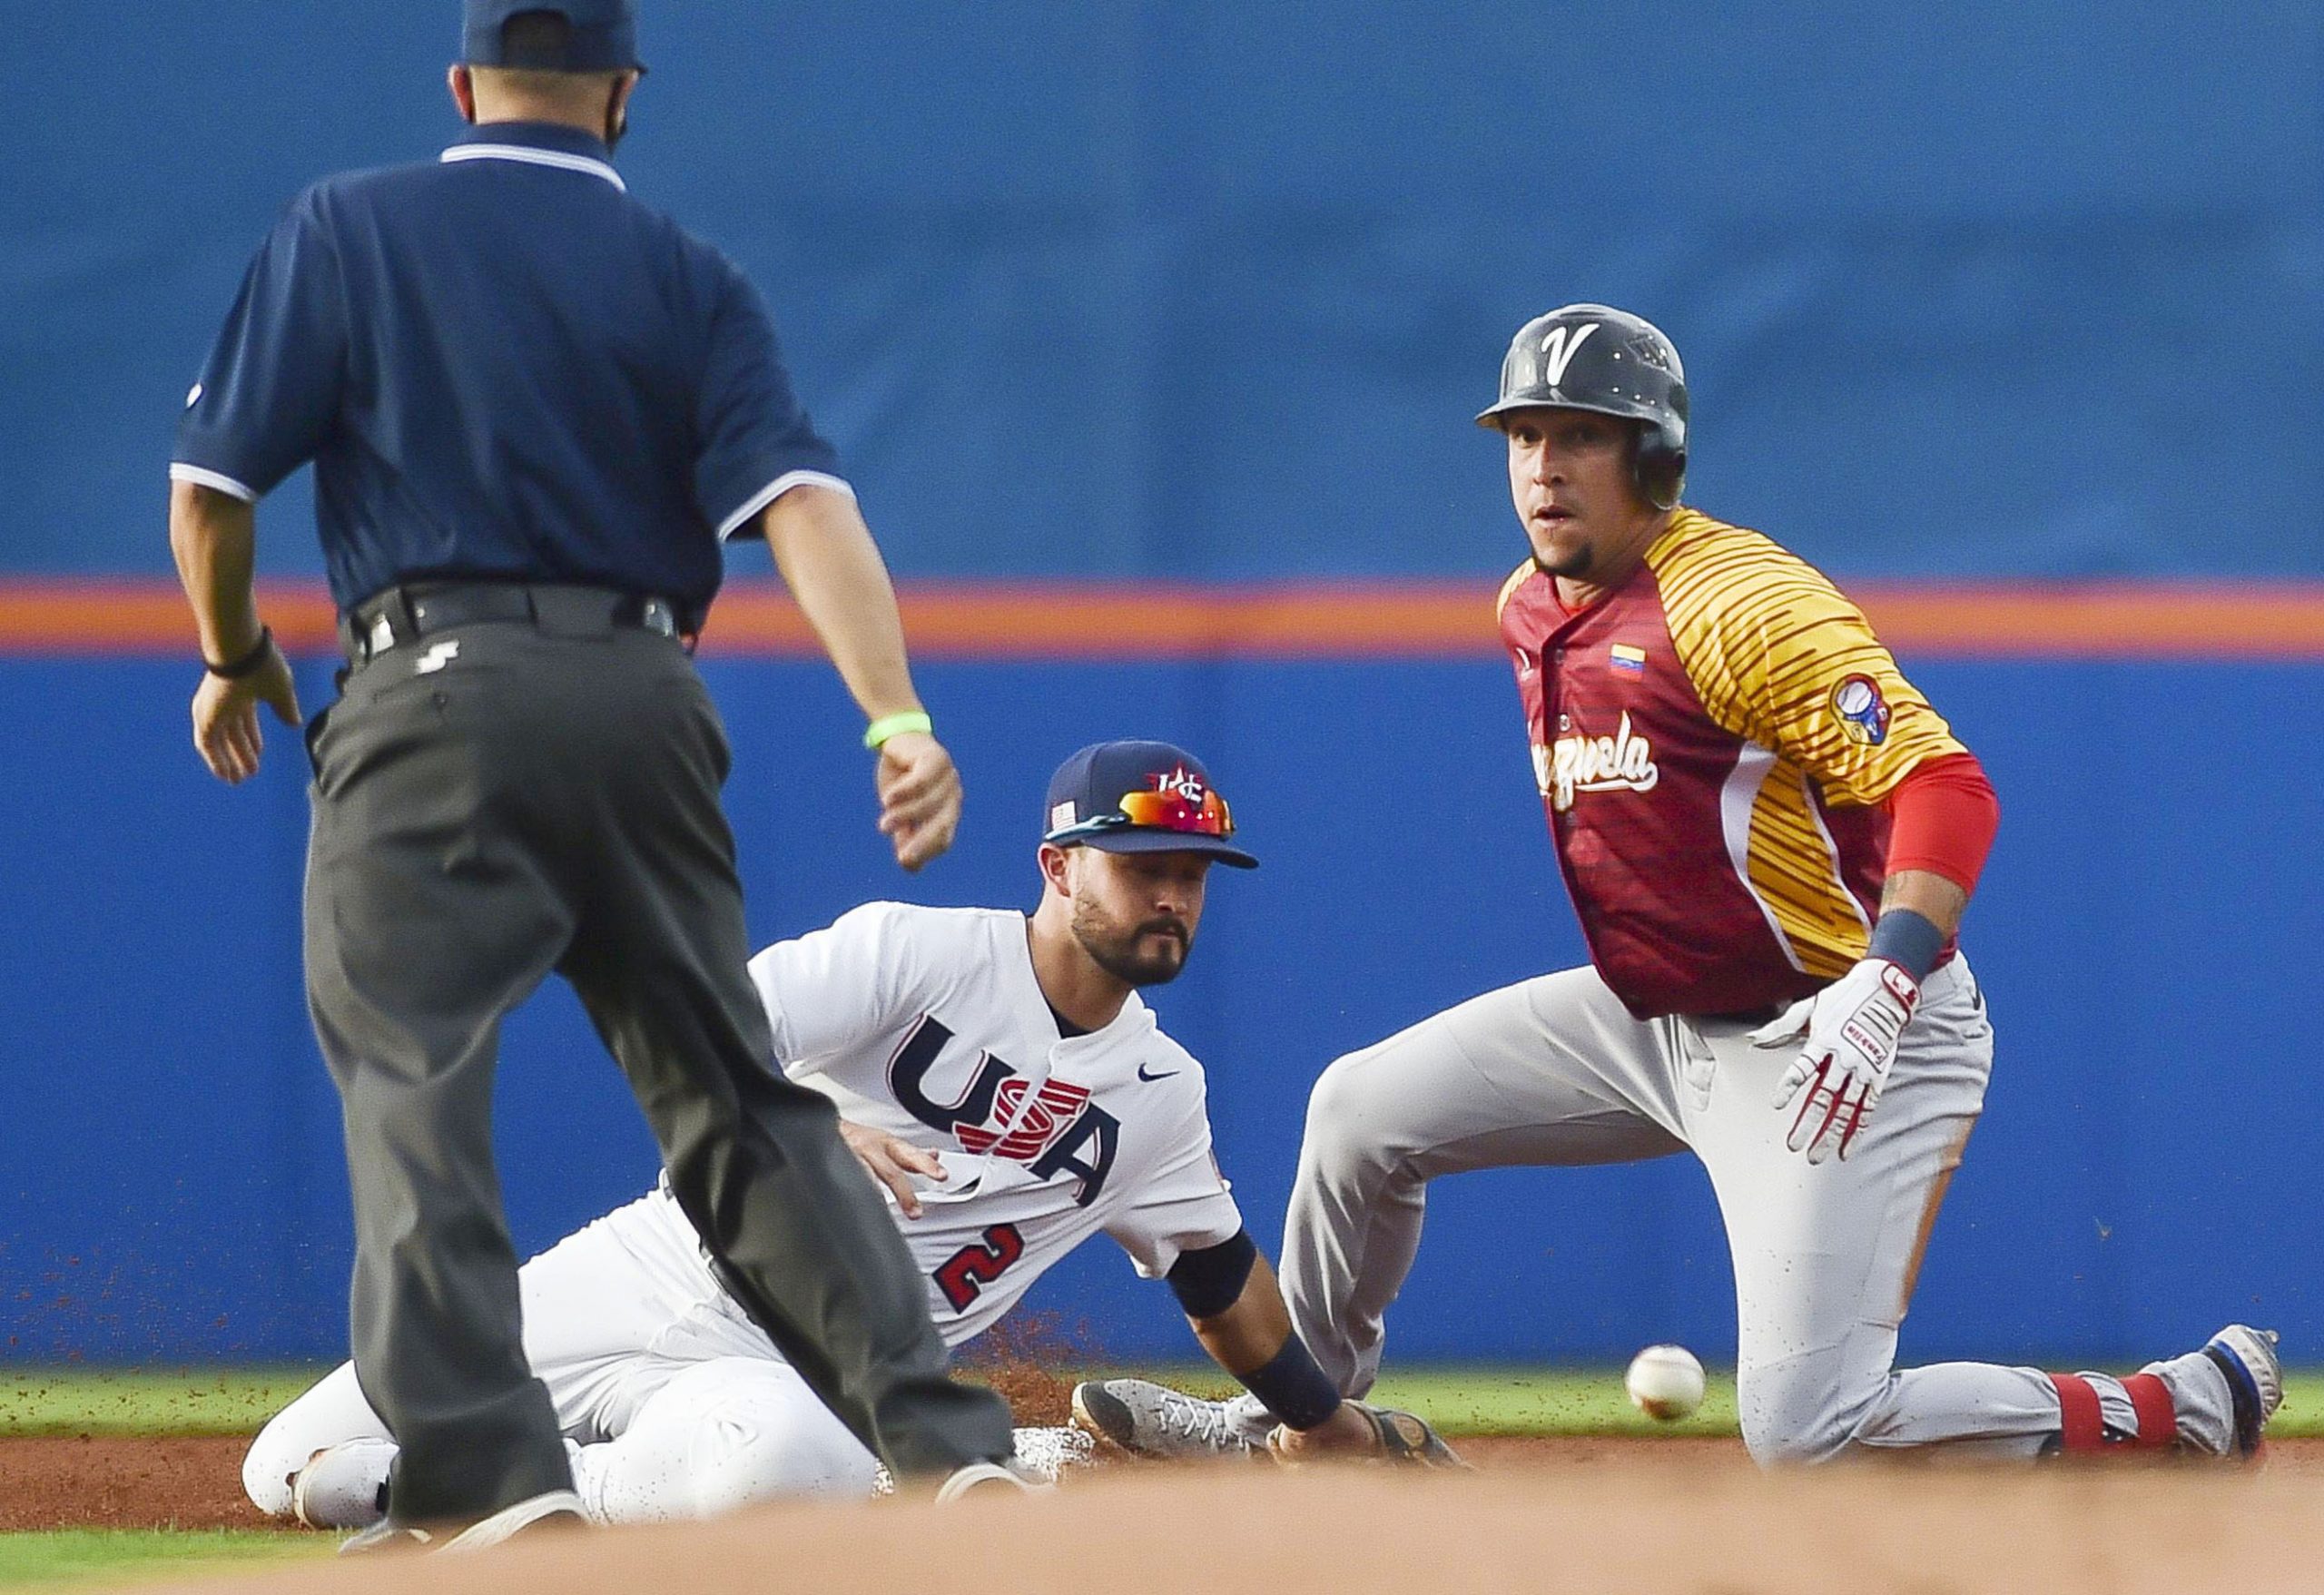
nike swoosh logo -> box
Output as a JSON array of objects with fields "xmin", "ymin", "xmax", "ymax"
[{"xmin": 1137, "ymin": 1064, "xmax": 1181, "ymax": 1082}]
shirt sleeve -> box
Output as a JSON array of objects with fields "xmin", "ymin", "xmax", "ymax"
[
  {"xmin": 693, "ymin": 257, "xmax": 848, "ymax": 541},
  {"xmin": 747, "ymin": 902, "xmax": 927, "ymax": 1074},
  {"xmin": 171, "ymin": 189, "xmax": 349, "ymax": 500},
  {"xmin": 1674, "ymin": 549, "xmax": 1966, "ymax": 807},
  {"xmin": 1103, "ymin": 1082, "xmax": 1245, "ymax": 1280},
  {"xmin": 1885, "ymin": 750, "xmax": 2000, "ymax": 892}
]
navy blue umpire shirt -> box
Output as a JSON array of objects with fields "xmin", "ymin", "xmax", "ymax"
[{"xmin": 172, "ymin": 121, "xmax": 848, "ymax": 632}]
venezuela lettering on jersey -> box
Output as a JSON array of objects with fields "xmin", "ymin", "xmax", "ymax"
[
  {"xmin": 1538, "ymin": 709, "xmax": 1659, "ymax": 811},
  {"xmin": 886, "ymin": 1015, "xmax": 1118, "ymax": 1205},
  {"xmin": 1495, "ymin": 508, "xmax": 1966, "ymax": 1019}
]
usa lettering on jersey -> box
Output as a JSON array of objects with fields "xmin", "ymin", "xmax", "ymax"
[{"xmin": 887, "ymin": 1014, "xmax": 1120, "ymax": 1206}]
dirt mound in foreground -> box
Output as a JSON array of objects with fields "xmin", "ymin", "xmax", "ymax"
[{"xmin": 114, "ymin": 1442, "xmax": 2324, "ymax": 1595}]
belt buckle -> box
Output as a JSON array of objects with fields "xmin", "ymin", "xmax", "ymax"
[
  {"xmin": 640, "ymin": 597, "xmax": 675, "ymax": 638},
  {"xmin": 367, "ymin": 613, "xmax": 397, "ymax": 657}
]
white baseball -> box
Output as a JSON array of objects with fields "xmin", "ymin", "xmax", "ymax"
[{"xmin": 1624, "ymin": 1344, "xmax": 1706, "ymax": 1422}]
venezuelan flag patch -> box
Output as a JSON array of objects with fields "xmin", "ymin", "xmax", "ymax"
[{"xmin": 1610, "ymin": 643, "xmax": 1648, "ymax": 674}]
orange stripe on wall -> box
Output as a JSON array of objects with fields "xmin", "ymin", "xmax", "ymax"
[{"xmin": 3, "ymin": 577, "xmax": 2321, "ymax": 659}]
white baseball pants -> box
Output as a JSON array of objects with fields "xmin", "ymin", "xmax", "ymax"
[
  {"xmin": 245, "ymin": 1190, "xmax": 880, "ymax": 1524},
  {"xmin": 1273, "ymin": 957, "xmax": 2236, "ymax": 1462}
]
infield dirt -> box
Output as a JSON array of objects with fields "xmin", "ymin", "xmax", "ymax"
[{"xmin": 73, "ymin": 1439, "xmax": 2320, "ymax": 1595}]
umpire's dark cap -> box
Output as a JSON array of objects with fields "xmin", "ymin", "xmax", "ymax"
[
  {"xmin": 463, "ymin": 0, "xmax": 642, "ymax": 72},
  {"xmin": 1042, "ymin": 741, "xmax": 1257, "ymax": 869}
]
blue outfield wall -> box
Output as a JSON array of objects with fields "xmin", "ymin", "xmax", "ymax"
[
  {"xmin": 4, "ymin": 652, "xmax": 2318, "ymax": 1369},
  {"xmin": 8, "ymin": 1, "xmax": 2324, "ymax": 584}
]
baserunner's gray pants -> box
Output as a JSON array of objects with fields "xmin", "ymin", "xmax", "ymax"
[
  {"xmin": 1271, "ymin": 957, "xmax": 2240, "ymax": 1462},
  {"xmin": 302, "ymin": 615, "xmax": 1011, "ymax": 1525}
]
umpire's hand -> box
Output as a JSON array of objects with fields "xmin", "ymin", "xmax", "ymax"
[
  {"xmin": 875, "ymin": 730, "xmax": 961, "ymax": 871},
  {"xmin": 191, "ymin": 644, "xmax": 303, "ymax": 784}
]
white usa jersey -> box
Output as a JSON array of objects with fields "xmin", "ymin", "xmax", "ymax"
[
  {"xmin": 743, "ymin": 901, "xmax": 1243, "ymax": 1342},
  {"xmin": 614, "ymin": 903, "xmax": 1238, "ymax": 1346}
]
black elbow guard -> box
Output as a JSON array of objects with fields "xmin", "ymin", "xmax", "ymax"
[{"xmin": 1167, "ymin": 1228, "xmax": 1258, "ymax": 1319}]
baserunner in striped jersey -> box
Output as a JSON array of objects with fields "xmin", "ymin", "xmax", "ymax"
[{"xmin": 1072, "ymin": 304, "xmax": 2280, "ymax": 1470}]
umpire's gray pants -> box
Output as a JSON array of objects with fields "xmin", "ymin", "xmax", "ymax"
[{"xmin": 303, "ymin": 617, "xmax": 1012, "ymax": 1524}]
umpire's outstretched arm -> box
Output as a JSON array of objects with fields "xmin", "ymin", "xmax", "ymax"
[{"xmin": 759, "ymin": 483, "xmax": 961, "ymax": 872}]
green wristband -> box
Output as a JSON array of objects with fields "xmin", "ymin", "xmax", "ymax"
[{"xmin": 863, "ymin": 710, "xmax": 933, "ymax": 751}]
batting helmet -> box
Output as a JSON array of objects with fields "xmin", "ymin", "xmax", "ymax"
[{"xmin": 1476, "ymin": 304, "xmax": 1689, "ymax": 510}]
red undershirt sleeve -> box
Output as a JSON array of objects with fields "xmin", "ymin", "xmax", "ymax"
[{"xmin": 1884, "ymin": 751, "xmax": 2000, "ymax": 895}]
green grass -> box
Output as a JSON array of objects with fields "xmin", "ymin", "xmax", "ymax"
[
  {"xmin": 8, "ymin": 1363, "xmax": 2322, "ymax": 1441},
  {"xmin": 0, "ymin": 1367, "xmax": 330, "ymax": 1438},
  {"xmin": 0, "ymin": 1531, "xmax": 328, "ymax": 1590},
  {"xmin": 9, "ymin": 1360, "xmax": 2324, "ymax": 1441}
]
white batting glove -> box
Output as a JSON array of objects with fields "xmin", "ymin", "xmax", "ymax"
[{"xmin": 1750, "ymin": 958, "xmax": 1920, "ymax": 1165}]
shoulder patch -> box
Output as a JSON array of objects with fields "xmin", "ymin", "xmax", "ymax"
[{"xmin": 1829, "ymin": 674, "xmax": 1891, "ymax": 744}]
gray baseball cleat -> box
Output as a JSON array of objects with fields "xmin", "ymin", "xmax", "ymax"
[
  {"xmin": 2201, "ymin": 1324, "xmax": 2283, "ymax": 1457},
  {"xmin": 1070, "ymin": 1379, "xmax": 1260, "ymax": 1460}
]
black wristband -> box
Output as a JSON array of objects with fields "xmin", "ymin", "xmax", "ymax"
[
  {"xmin": 1237, "ymin": 1334, "xmax": 1343, "ymax": 1432},
  {"xmin": 205, "ymin": 626, "xmax": 275, "ymax": 680},
  {"xmin": 1867, "ymin": 907, "xmax": 1945, "ymax": 980}
]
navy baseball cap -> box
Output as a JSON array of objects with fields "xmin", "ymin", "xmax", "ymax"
[
  {"xmin": 1042, "ymin": 742, "xmax": 1257, "ymax": 869},
  {"xmin": 463, "ymin": 1, "xmax": 642, "ymax": 72}
]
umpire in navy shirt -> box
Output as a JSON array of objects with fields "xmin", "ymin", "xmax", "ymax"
[{"xmin": 168, "ymin": 1, "xmax": 1019, "ymax": 1544}]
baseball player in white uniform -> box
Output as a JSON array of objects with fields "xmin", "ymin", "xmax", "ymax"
[
  {"xmin": 1075, "ymin": 308, "xmax": 2282, "ymax": 1470},
  {"xmin": 247, "ymin": 741, "xmax": 1455, "ymax": 1531}
]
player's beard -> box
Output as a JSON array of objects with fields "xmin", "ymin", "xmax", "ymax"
[
  {"xmin": 1531, "ymin": 546, "xmax": 1593, "ymax": 581},
  {"xmin": 1072, "ymin": 904, "xmax": 1192, "ymax": 988}
]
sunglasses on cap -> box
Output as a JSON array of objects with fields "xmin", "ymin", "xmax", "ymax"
[{"xmin": 1046, "ymin": 784, "xmax": 1236, "ymax": 844}]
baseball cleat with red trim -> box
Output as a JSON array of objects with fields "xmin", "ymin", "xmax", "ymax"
[{"xmin": 2200, "ymin": 1324, "xmax": 2282, "ymax": 1458}]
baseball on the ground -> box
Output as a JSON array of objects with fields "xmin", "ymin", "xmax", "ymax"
[{"xmin": 1625, "ymin": 1344, "xmax": 1706, "ymax": 1421}]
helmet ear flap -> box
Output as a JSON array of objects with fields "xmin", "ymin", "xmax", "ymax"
[{"xmin": 1627, "ymin": 422, "xmax": 1686, "ymax": 511}]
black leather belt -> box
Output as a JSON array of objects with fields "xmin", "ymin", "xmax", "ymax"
[{"xmin": 340, "ymin": 583, "xmax": 682, "ymax": 664}]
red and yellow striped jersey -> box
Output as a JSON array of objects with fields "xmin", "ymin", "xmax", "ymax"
[{"xmin": 1497, "ymin": 507, "xmax": 1966, "ymax": 1019}]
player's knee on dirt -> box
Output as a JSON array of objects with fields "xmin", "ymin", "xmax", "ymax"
[
  {"xmin": 241, "ymin": 1423, "xmax": 303, "ymax": 1519},
  {"xmin": 241, "ymin": 1362, "xmax": 388, "ymax": 1518},
  {"xmin": 1737, "ymin": 1358, "xmax": 1890, "ymax": 1465},
  {"xmin": 584, "ymin": 1359, "xmax": 881, "ymax": 1522}
]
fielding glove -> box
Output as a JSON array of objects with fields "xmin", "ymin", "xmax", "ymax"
[{"xmin": 1751, "ymin": 958, "xmax": 1919, "ymax": 1165}]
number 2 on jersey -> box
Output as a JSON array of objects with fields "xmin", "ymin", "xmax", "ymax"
[{"xmin": 935, "ymin": 1224, "xmax": 1025, "ymax": 1312}]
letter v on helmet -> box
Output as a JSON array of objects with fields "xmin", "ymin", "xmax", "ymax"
[{"xmin": 1538, "ymin": 321, "xmax": 1599, "ymax": 386}]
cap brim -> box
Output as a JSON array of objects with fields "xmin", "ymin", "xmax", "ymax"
[{"xmin": 1076, "ymin": 829, "xmax": 1258, "ymax": 869}]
